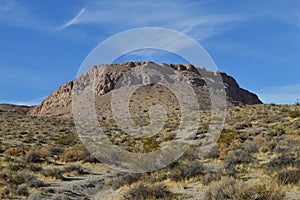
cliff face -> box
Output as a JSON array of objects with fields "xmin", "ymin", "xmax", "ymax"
[
  {"xmin": 28, "ymin": 81, "xmax": 74, "ymax": 117},
  {"xmin": 219, "ymin": 72, "xmax": 262, "ymax": 106},
  {"xmin": 28, "ymin": 62, "xmax": 262, "ymax": 118}
]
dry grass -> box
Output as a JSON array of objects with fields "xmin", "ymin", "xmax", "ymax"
[
  {"xmin": 205, "ymin": 176, "xmax": 286, "ymax": 200},
  {"xmin": 0, "ymin": 104, "xmax": 299, "ymax": 198}
]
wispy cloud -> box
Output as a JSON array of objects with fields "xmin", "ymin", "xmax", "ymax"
[
  {"xmin": 55, "ymin": 0, "xmax": 245, "ymax": 40},
  {"xmin": 0, "ymin": 0, "xmax": 48, "ymax": 31},
  {"xmin": 256, "ymin": 84, "xmax": 300, "ymax": 104},
  {"xmin": 1, "ymin": 0, "xmax": 299, "ymax": 40},
  {"xmin": 0, "ymin": 1, "xmax": 82, "ymax": 32},
  {"xmin": 54, "ymin": 7, "xmax": 86, "ymax": 31}
]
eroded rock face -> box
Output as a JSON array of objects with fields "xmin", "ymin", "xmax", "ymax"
[{"xmin": 28, "ymin": 62, "xmax": 262, "ymax": 118}]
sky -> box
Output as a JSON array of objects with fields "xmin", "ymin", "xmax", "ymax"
[{"xmin": 0, "ymin": 0, "xmax": 300, "ymax": 105}]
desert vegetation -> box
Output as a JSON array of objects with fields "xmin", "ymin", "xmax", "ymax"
[{"xmin": 0, "ymin": 104, "xmax": 299, "ymax": 199}]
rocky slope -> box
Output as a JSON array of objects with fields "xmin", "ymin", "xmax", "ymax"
[{"xmin": 29, "ymin": 62, "xmax": 262, "ymax": 118}]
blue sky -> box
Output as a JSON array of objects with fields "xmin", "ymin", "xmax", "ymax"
[{"xmin": 0, "ymin": 0, "xmax": 300, "ymax": 105}]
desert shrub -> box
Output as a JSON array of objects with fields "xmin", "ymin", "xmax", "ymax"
[
  {"xmin": 82, "ymin": 155, "xmax": 98, "ymax": 163},
  {"xmin": 224, "ymin": 149, "xmax": 252, "ymax": 165},
  {"xmin": 205, "ymin": 177, "xmax": 286, "ymax": 200},
  {"xmin": 218, "ymin": 130, "xmax": 241, "ymax": 159},
  {"xmin": 49, "ymin": 146, "xmax": 65, "ymax": 155},
  {"xmin": 260, "ymin": 145, "xmax": 271, "ymax": 153},
  {"xmin": 4, "ymin": 146, "xmax": 31, "ymax": 157},
  {"xmin": 28, "ymin": 192, "xmax": 43, "ymax": 200},
  {"xmin": 25, "ymin": 150, "xmax": 41, "ymax": 163},
  {"xmin": 222, "ymin": 162, "xmax": 237, "ymax": 177},
  {"xmin": 0, "ymin": 143, "xmax": 4, "ymax": 154},
  {"xmin": 169, "ymin": 160, "xmax": 204, "ymax": 182},
  {"xmin": 5, "ymin": 170, "xmax": 37, "ymax": 185},
  {"xmin": 259, "ymin": 138, "xmax": 277, "ymax": 153},
  {"xmin": 205, "ymin": 146, "xmax": 220, "ymax": 159},
  {"xmin": 218, "ymin": 129, "xmax": 239, "ymax": 144},
  {"xmin": 60, "ymin": 148, "xmax": 85, "ymax": 162},
  {"xmin": 289, "ymin": 110, "xmax": 300, "ymax": 118},
  {"xmin": 7, "ymin": 162, "xmax": 26, "ymax": 171},
  {"xmin": 254, "ymin": 182, "xmax": 286, "ymax": 200},
  {"xmin": 277, "ymin": 170, "xmax": 300, "ymax": 184},
  {"xmin": 28, "ymin": 164, "xmax": 43, "ymax": 172},
  {"xmin": 201, "ymin": 171, "xmax": 222, "ymax": 185},
  {"xmin": 242, "ymin": 139, "xmax": 259, "ymax": 153},
  {"xmin": 7, "ymin": 162, "xmax": 17, "ymax": 171},
  {"xmin": 141, "ymin": 137, "xmax": 159, "ymax": 152},
  {"xmin": 234, "ymin": 122, "xmax": 252, "ymax": 130},
  {"xmin": 42, "ymin": 168, "xmax": 63, "ymax": 180},
  {"xmin": 268, "ymin": 154, "xmax": 297, "ymax": 171},
  {"xmin": 63, "ymin": 164, "xmax": 85, "ymax": 175},
  {"xmin": 254, "ymin": 134, "xmax": 264, "ymax": 143},
  {"xmin": 38, "ymin": 147, "xmax": 52, "ymax": 158},
  {"xmin": 182, "ymin": 145, "xmax": 201, "ymax": 161},
  {"xmin": 273, "ymin": 138, "xmax": 298, "ymax": 154},
  {"xmin": 0, "ymin": 169, "xmax": 9, "ymax": 181},
  {"xmin": 274, "ymin": 145, "xmax": 288, "ymax": 154},
  {"xmin": 124, "ymin": 184, "xmax": 173, "ymax": 200},
  {"xmin": 134, "ymin": 136, "xmax": 159, "ymax": 153},
  {"xmin": 29, "ymin": 178, "xmax": 46, "ymax": 188},
  {"xmin": 112, "ymin": 173, "xmax": 141, "ymax": 190},
  {"xmin": 0, "ymin": 186, "xmax": 9, "ymax": 196},
  {"xmin": 55, "ymin": 134, "xmax": 76, "ymax": 145},
  {"xmin": 205, "ymin": 176, "xmax": 253, "ymax": 200},
  {"xmin": 16, "ymin": 184, "xmax": 29, "ymax": 196}
]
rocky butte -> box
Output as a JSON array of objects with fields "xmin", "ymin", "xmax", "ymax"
[{"xmin": 28, "ymin": 62, "xmax": 262, "ymax": 118}]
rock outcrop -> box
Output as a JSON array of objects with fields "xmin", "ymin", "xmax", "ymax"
[{"xmin": 29, "ymin": 62, "xmax": 262, "ymax": 118}]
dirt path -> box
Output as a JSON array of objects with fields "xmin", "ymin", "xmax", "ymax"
[{"xmin": 44, "ymin": 174, "xmax": 116, "ymax": 199}]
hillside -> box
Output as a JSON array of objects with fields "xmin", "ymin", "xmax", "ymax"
[
  {"xmin": 0, "ymin": 104, "xmax": 299, "ymax": 199},
  {"xmin": 0, "ymin": 104, "xmax": 31, "ymax": 114},
  {"xmin": 28, "ymin": 62, "xmax": 262, "ymax": 118}
]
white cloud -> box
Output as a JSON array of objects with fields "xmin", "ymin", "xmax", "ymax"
[
  {"xmin": 256, "ymin": 84, "xmax": 300, "ymax": 104},
  {"xmin": 54, "ymin": 7, "xmax": 86, "ymax": 31},
  {"xmin": 55, "ymin": 0, "xmax": 245, "ymax": 40}
]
